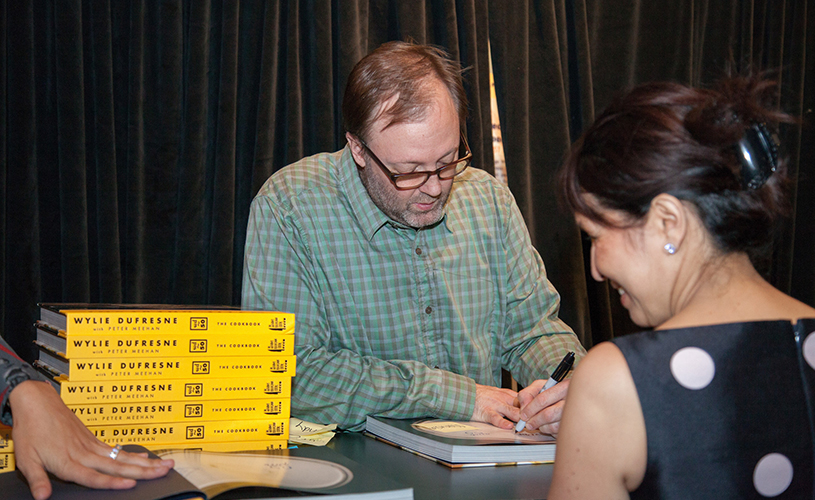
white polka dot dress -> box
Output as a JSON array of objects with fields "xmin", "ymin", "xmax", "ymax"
[{"xmin": 612, "ymin": 319, "xmax": 815, "ymax": 499}]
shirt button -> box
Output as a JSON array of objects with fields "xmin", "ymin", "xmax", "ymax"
[
  {"xmin": 415, "ymin": 247, "xmax": 422, "ymax": 255},
  {"xmin": 425, "ymin": 306, "xmax": 432, "ymax": 314}
]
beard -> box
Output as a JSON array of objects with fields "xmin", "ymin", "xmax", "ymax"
[{"xmin": 358, "ymin": 167, "xmax": 451, "ymax": 229}]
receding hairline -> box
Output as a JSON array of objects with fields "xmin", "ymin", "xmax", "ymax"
[
  {"xmin": 342, "ymin": 41, "xmax": 468, "ymax": 142},
  {"xmin": 368, "ymin": 76, "xmax": 459, "ymax": 136}
]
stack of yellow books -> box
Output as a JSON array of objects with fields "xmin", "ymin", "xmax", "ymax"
[
  {"xmin": 0, "ymin": 425, "xmax": 12, "ymax": 472},
  {"xmin": 29, "ymin": 304, "xmax": 295, "ymax": 455}
]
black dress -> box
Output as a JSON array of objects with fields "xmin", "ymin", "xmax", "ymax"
[{"xmin": 612, "ymin": 319, "xmax": 815, "ymax": 499}]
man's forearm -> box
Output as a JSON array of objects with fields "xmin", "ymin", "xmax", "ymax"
[{"xmin": 290, "ymin": 349, "xmax": 476, "ymax": 431}]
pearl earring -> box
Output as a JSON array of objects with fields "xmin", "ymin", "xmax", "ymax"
[{"xmin": 664, "ymin": 243, "xmax": 677, "ymax": 255}]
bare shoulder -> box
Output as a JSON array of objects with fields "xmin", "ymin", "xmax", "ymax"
[
  {"xmin": 565, "ymin": 342, "xmax": 643, "ymax": 439},
  {"xmin": 570, "ymin": 342, "xmax": 633, "ymax": 398},
  {"xmin": 764, "ymin": 282, "xmax": 815, "ymax": 319},
  {"xmin": 665, "ymin": 283, "xmax": 815, "ymax": 329},
  {"xmin": 787, "ymin": 299, "xmax": 815, "ymax": 319},
  {"xmin": 549, "ymin": 342, "xmax": 647, "ymax": 499}
]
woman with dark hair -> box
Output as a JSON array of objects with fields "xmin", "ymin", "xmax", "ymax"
[{"xmin": 548, "ymin": 76, "xmax": 815, "ymax": 499}]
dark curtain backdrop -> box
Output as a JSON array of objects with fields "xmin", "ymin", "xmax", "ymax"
[{"xmin": 1, "ymin": 1, "xmax": 812, "ymax": 366}]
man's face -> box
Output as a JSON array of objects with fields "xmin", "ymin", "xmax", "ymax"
[{"xmin": 349, "ymin": 84, "xmax": 461, "ymax": 229}]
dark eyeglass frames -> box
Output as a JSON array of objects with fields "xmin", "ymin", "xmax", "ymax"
[{"xmin": 359, "ymin": 132, "xmax": 472, "ymax": 190}]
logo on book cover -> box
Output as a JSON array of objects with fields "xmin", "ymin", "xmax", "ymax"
[
  {"xmin": 190, "ymin": 317, "xmax": 208, "ymax": 330},
  {"xmin": 269, "ymin": 359, "xmax": 288, "ymax": 373},
  {"xmin": 264, "ymin": 381, "xmax": 283, "ymax": 394},
  {"xmin": 191, "ymin": 361, "xmax": 210, "ymax": 374},
  {"xmin": 184, "ymin": 404, "xmax": 204, "ymax": 418},
  {"xmin": 267, "ymin": 318, "xmax": 288, "ymax": 331},
  {"xmin": 264, "ymin": 401, "xmax": 283, "ymax": 415},
  {"xmin": 267, "ymin": 339, "xmax": 286, "ymax": 352},
  {"xmin": 189, "ymin": 339, "xmax": 207, "ymax": 353},
  {"xmin": 186, "ymin": 426, "xmax": 205, "ymax": 439},
  {"xmin": 266, "ymin": 422, "xmax": 286, "ymax": 436},
  {"xmin": 184, "ymin": 383, "xmax": 204, "ymax": 397}
]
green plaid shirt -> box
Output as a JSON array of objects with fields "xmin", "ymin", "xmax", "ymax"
[{"xmin": 242, "ymin": 146, "xmax": 585, "ymax": 431}]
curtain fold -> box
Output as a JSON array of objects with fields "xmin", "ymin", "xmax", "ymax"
[
  {"xmin": 5, "ymin": 2, "xmax": 42, "ymax": 360},
  {"xmin": 1, "ymin": 0, "xmax": 811, "ymax": 364},
  {"xmin": 790, "ymin": 1, "xmax": 815, "ymax": 308},
  {"xmin": 488, "ymin": 1, "xmax": 592, "ymax": 346}
]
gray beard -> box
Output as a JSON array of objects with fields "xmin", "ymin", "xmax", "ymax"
[{"xmin": 357, "ymin": 167, "xmax": 449, "ymax": 229}]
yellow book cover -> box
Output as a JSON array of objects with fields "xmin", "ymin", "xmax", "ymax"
[
  {"xmin": 39, "ymin": 304, "xmax": 294, "ymax": 336},
  {"xmin": 52, "ymin": 376, "xmax": 292, "ymax": 404},
  {"xmin": 46, "ymin": 374, "xmax": 291, "ymax": 405},
  {"xmin": 0, "ymin": 425, "xmax": 11, "ymax": 453},
  {"xmin": 0, "ymin": 452, "xmax": 14, "ymax": 472},
  {"xmin": 35, "ymin": 322, "xmax": 294, "ymax": 358},
  {"xmin": 87, "ymin": 418, "xmax": 289, "ymax": 446},
  {"xmin": 68, "ymin": 397, "xmax": 291, "ymax": 425},
  {"xmin": 146, "ymin": 439, "xmax": 288, "ymax": 453},
  {"xmin": 36, "ymin": 349, "xmax": 296, "ymax": 381}
]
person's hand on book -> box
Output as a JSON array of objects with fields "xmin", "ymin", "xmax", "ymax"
[
  {"xmin": 8, "ymin": 380, "xmax": 174, "ymax": 500},
  {"xmin": 516, "ymin": 378, "xmax": 570, "ymax": 435},
  {"xmin": 471, "ymin": 384, "xmax": 520, "ymax": 430}
]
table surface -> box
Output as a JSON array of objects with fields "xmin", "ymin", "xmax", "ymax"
[
  {"xmin": 0, "ymin": 433, "xmax": 552, "ymax": 500},
  {"xmin": 327, "ymin": 432, "xmax": 553, "ymax": 500}
]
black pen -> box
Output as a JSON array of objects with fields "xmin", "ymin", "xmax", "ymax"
[{"xmin": 515, "ymin": 351, "xmax": 575, "ymax": 433}]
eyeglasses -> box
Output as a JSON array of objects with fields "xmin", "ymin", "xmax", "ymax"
[{"xmin": 359, "ymin": 132, "xmax": 472, "ymax": 190}]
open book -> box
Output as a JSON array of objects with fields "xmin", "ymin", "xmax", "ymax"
[
  {"xmin": 364, "ymin": 417, "xmax": 556, "ymax": 468},
  {"xmin": 0, "ymin": 445, "xmax": 413, "ymax": 500}
]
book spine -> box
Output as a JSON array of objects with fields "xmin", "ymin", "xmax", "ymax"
[
  {"xmin": 68, "ymin": 397, "xmax": 291, "ymax": 425},
  {"xmin": 146, "ymin": 439, "xmax": 288, "ymax": 453},
  {"xmin": 87, "ymin": 418, "xmax": 289, "ymax": 446},
  {"xmin": 54, "ymin": 376, "xmax": 291, "ymax": 405},
  {"xmin": 36, "ymin": 324, "xmax": 294, "ymax": 358},
  {"xmin": 54, "ymin": 376, "xmax": 293, "ymax": 404},
  {"xmin": 39, "ymin": 353, "xmax": 296, "ymax": 381},
  {"xmin": 42, "ymin": 310, "xmax": 294, "ymax": 335},
  {"xmin": 0, "ymin": 453, "xmax": 14, "ymax": 472},
  {"xmin": 0, "ymin": 426, "xmax": 12, "ymax": 453}
]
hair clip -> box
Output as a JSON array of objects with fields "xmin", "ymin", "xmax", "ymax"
[{"xmin": 735, "ymin": 122, "xmax": 778, "ymax": 190}]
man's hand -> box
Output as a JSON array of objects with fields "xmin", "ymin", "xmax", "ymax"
[
  {"xmin": 516, "ymin": 378, "xmax": 570, "ymax": 435},
  {"xmin": 9, "ymin": 380, "xmax": 174, "ymax": 500},
  {"xmin": 471, "ymin": 384, "xmax": 520, "ymax": 430}
]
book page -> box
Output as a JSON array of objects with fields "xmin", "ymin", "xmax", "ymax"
[
  {"xmin": 158, "ymin": 450, "xmax": 352, "ymax": 498},
  {"xmin": 412, "ymin": 420, "xmax": 555, "ymax": 444}
]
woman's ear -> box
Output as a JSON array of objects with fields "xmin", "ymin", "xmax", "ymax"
[
  {"xmin": 346, "ymin": 132, "xmax": 367, "ymax": 168},
  {"xmin": 647, "ymin": 193, "xmax": 688, "ymax": 251}
]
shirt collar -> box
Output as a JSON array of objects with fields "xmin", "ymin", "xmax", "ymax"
[{"xmin": 338, "ymin": 145, "xmax": 452, "ymax": 240}]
